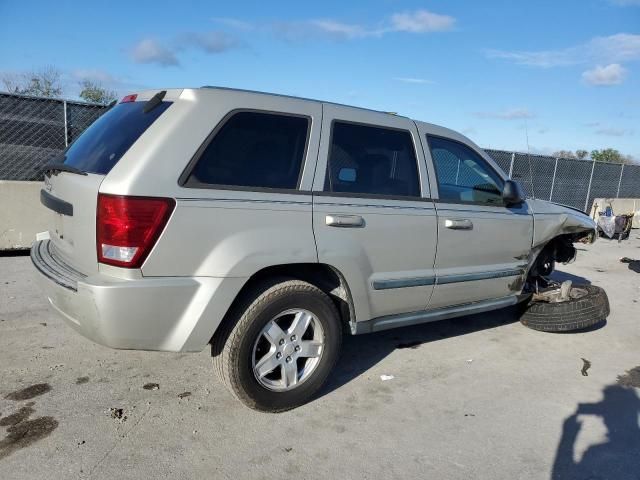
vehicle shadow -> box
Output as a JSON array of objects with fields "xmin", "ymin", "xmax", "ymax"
[
  {"xmin": 318, "ymin": 304, "xmax": 521, "ymax": 399},
  {"xmin": 319, "ymin": 269, "xmax": 595, "ymax": 399},
  {"xmin": 551, "ymin": 383, "xmax": 640, "ymax": 480}
]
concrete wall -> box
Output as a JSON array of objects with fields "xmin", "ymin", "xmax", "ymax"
[{"xmin": 0, "ymin": 181, "xmax": 47, "ymax": 250}]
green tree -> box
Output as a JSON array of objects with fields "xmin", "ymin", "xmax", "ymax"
[
  {"xmin": 1, "ymin": 66, "xmax": 63, "ymax": 98},
  {"xmin": 590, "ymin": 148, "xmax": 626, "ymax": 164},
  {"xmin": 78, "ymin": 79, "xmax": 117, "ymax": 105}
]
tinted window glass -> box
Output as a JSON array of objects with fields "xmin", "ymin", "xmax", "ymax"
[
  {"xmin": 428, "ymin": 136, "xmax": 504, "ymax": 204},
  {"xmin": 187, "ymin": 112, "xmax": 309, "ymax": 190},
  {"xmin": 63, "ymin": 101, "xmax": 172, "ymax": 174},
  {"xmin": 324, "ymin": 122, "xmax": 420, "ymax": 197}
]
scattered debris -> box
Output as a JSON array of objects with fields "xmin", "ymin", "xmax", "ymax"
[
  {"xmin": 581, "ymin": 358, "xmax": 591, "ymax": 377},
  {"xmin": 142, "ymin": 383, "xmax": 159, "ymax": 391},
  {"xmin": 109, "ymin": 408, "xmax": 126, "ymax": 422},
  {"xmin": 464, "ymin": 413, "xmax": 476, "ymax": 417},
  {"xmin": 75, "ymin": 376, "xmax": 89, "ymax": 385},
  {"xmin": 177, "ymin": 391, "xmax": 192, "ymax": 399},
  {"xmin": 39, "ymin": 322, "xmax": 47, "ymax": 327},
  {"xmin": 620, "ymin": 257, "xmax": 640, "ymax": 273},
  {"xmin": 283, "ymin": 447, "xmax": 293, "ymax": 452},
  {"xmin": 77, "ymin": 440, "xmax": 86, "ymax": 446},
  {"xmin": 380, "ymin": 374, "xmax": 394, "ymax": 381},
  {"xmin": 617, "ymin": 366, "xmax": 640, "ymax": 388},
  {"xmin": 4, "ymin": 383, "xmax": 51, "ymax": 401},
  {"xmin": 466, "ymin": 359, "xmax": 473, "ymax": 363},
  {"xmin": 396, "ymin": 341, "xmax": 421, "ymax": 349},
  {"xmin": 192, "ymin": 430, "xmax": 198, "ymax": 435}
]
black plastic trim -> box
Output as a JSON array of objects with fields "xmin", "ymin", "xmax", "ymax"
[
  {"xmin": 314, "ymin": 191, "xmax": 431, "ymax": 202},
  {"xmin": 372, "ymin": 277, "xmax": 436, "ymax": 290},
  {"xmin": 40, "ymin": 189, "xmax": 73, "ymax": 216},
  {"xmin": 436, "ymin": 268, "xmax": 524, "ymax": 285}
]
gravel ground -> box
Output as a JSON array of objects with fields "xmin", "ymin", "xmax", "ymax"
[{"xmin": 1, "ymin": 235, "xmax": 639, "ymax": 480}]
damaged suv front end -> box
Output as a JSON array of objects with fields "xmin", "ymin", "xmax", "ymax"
[
  {"xmin": 527, "ymin": 199, "xmax": 597, "ymax": 281},
  {"xmin": 515, "ymin": 199, "xmax": 608, "ymax": 332}
]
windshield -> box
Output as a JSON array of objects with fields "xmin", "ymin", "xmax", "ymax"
[{"xmin": 63, "ymin": 100, "xmax": 171, "ymax": 174}]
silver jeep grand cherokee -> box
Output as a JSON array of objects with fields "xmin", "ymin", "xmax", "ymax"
[{"xmin": 31, "ymin": 87, "xmax": 605, "ymax": 411}]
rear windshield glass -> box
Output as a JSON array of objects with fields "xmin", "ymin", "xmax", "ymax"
[{"xmin": 62, "ymin": 101, "xmax": 172, "ymax": 174}]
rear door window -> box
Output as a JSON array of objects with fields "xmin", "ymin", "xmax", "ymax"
[
  {"xmin": 324, "ymin": 122, "xmax": 420, "ymax": 198},
  {"xmin": 63, "ymin": 101, "xmax": 172, "ymax": 174},
  {"xmin": 184, "ymin": 111, "xmax": 310, "ymax": 190}
]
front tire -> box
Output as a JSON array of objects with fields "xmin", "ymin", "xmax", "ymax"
[
  {"xmin": 519, "ymin": 284, "xmax": 609, "ymax": 332},
  {"xmin": 212, "ymin": 279, "xmax": 342, "ymax": 412}
]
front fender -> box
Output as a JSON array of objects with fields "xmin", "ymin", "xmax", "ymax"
[{"xmin": 528, "ymin": 199, "xmax": 596, "ymax": 248}]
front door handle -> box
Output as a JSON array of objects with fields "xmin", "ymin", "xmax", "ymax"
[
  {"xmin": 445, "ymin": 218, "xmax": 473, "ymax": 230},
  {"xmin": 326, "ymin": 214, "xmax": 365, "ymax": 228}
]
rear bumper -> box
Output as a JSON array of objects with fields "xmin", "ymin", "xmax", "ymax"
[{"xmin": 30, "ymin": 240, "xmax": 244, "ymax": 352}]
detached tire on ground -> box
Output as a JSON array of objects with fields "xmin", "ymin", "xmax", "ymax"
[
  {"xmin": 212, "ymin": 278, "xmax": 342, "ymax": 412},
  {"xmin": 519, "ymin": 285, "xmax": 610, "ymax": 332}
]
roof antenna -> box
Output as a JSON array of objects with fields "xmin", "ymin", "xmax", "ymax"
[{"xmin": 524, "ymin": 118, "xmax": 536, "ymax": 199}]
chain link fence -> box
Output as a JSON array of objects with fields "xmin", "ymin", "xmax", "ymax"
[
  {"xmin": 1, "ymin": 91, "xmax": 638, "ymax": 213},
  {"xmin": 485, "ymin": 149, "xmax": 640, "ymax": 212},
  {"xmin": 0, "ymin": 92, "xmax": 107, "ymax": 181}
]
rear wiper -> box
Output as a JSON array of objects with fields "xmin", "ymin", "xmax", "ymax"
[
  {"xmin": 42, "ymin": 162, "xmax": 88, "ymax": 177},
  {"xmin": 143, "ymin": 90, "xmax": 167, "ymax": 113}
]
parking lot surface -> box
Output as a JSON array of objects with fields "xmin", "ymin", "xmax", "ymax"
[{"xmin": 1, "ymin": 236, "xmax": 639, "ymax": 480}]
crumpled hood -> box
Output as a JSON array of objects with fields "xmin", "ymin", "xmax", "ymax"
[{"xmin": 527, "ymin": 199, "xmax": 597, "ymax": 248}]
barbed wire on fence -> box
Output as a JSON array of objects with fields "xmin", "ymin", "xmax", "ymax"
[{"xmin": 1, "ymin": 91, "xmax": 639, "ymax": 212}]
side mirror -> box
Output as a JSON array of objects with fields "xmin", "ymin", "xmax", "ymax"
[{"xmin": 502, "ymin": 180, "xmax": 526, "ymax": 205}]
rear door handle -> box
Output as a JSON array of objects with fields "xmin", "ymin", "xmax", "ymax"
[
  {"xmin": 325, "ymin": 214, "xmax": 365, "ymax": 228},
  {"xmin": 445, "ymin": 218, "xmax": 473, "ymax": 230}
]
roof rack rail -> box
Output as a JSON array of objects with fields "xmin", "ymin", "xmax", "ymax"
[{"xmin": 199, "ymin": 85, "xmax": 406, "ymax": 118}]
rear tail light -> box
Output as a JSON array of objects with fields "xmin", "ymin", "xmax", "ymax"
[
  {"xmin": 97, "ymin": 194, "xmax": 175, "ymax": 268},
  {"xmin": 120, "ymin": 94, "xmax": 138, "ymax": 103}
]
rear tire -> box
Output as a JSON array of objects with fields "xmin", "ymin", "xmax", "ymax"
[
  {"xmin": 519, "ymin": 284, "xmax": 609, "ymax": 332},
  {"xmin": 212, "ymin": 278, "xmax": 342, "ymax": 412}
]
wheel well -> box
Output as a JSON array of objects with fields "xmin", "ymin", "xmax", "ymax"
[
  {"xmin": 527, "ymin": 233, "xmax": 583, "ymax": 283},
  {"xmin": 218, "ymin": 263, "xmax": 356, "ymax": 338}
]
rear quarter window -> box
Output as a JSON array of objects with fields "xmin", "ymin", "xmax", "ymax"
[
  {"xmin": 183, "ymin": 111, "xmax": 310, "ymax": 190},
  {"xmin": 63, "ymin": 101, "xmax": 172, "ymax": 175}
]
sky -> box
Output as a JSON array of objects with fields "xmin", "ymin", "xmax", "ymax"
[{"xmin": 1, "ymin": 0, "xmax": 639, "ymax": 159}]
